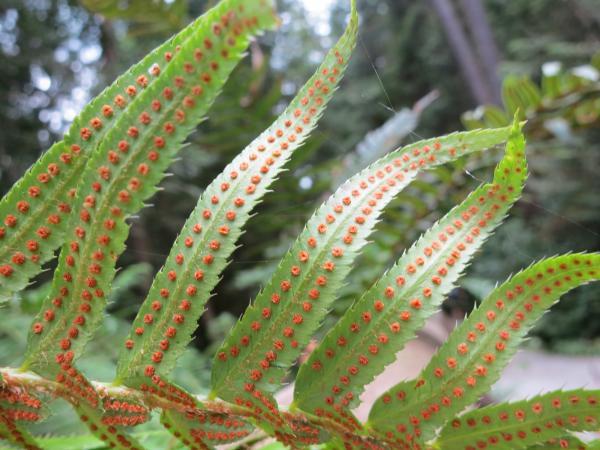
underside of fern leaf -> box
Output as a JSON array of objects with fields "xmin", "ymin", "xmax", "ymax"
[
  {"xmin": 210, "ymin": 118, "xmax": 514, "ymax": 436},
  {"xmin": 104, "ymin": 3, "xmax": 361, "ymax": 446},
  {"xmin": 71, "ymin": 401, "xmax": 145, "ymax": 450},
  {"xmin": 436, "ymin": 389, "xmax": 599, "ymax": 450},
  {"xmin": 161, "ymin": 409, "xmax": 255, "ymax": 448},
  {"xmin": 368, "ymin": 253, "xmax": 600, "ymax": 447},
  {"xmin": 0, "ymin": 1, "xmax": 257, "ymax": 298},
  {"xmin": 1, "ymin": 2, "xmax": 599, "ymax": 450},
  {"xmin": 294, "ymin": 119, "xmax": 527, "ymax": 430},
  {"xmin": 22, "ymin": 0, "xmax": 277, "ymax": 375},
  {"xmin": 0, "ymin": 410, "xmax": 41, "ymax": 450},
  {"xmin": 527, "ymin": 436, "xmax": 587, "ymax": 450},
  {"xmin": 10, "ymin": 2, "xmax": 277, "ymax": 448},
  {"xmin": 0, "ymin": 380, "xmax": 46, "ymax": 450}
]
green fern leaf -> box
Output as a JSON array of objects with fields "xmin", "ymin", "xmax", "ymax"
[
  {"xmin": 0, "ymin": 366, "xmax": 130, "ymax": 449},
  {"xmin": 532, "ymin": 436, "xmax": 587, "ymax": 450},
  {"xmin": 100, "ymin": 389, "xmax": 151, "ymax": 429},
  {"xmin": 161, "ymin": 411, "xmax": 213, "ymax": 450},
  {"xmin": 210, "ymin": 118, "xmax": 514, "ymax": 425},
  {"xmin": 2, "ymin": 434, "xmax": 107, "ymax": 450},
  {"xmin": 368, "ymin": 253, "xmax": 600, "ymax": 445},
  {"xmin": 0, "ymin": 409, "xmax": 41, "ymax": 450},
  {"xmin": 71, "ymin": 401, "xmax": 144, "ymax": 450},
  {"xmin": 114, "ymin": 0, "xmax": 357, "ymax": 387},
  {"xmin": 525, "ymin": 436, "xmax": 587, "ymax": 450},
  {"xmin": 435, "ymin": 389, "xmax": 599, "ymax": 450},
  {"xmin": 44, "ymin": 363, "xmax": 141, "ymax": 450},
  {"xmin": 502, "ymin": 76, "xmax": 542, "ymax": 119},
  {"xmin": 0, "ymin": 2, "xmax": 245, "ymax": 297},
  {"xmin": 161, "ymin": 409, "xmax": 255, "ymax": 449},
  {"xmin": 21, "ymin": 0, "xmax": 276, "ymax": 373},
  {"xmin": 294, "ymin": 120, "xmax": 527, "ymax": 427},
  {"xmin": 0, "ymin": 430, "xmax": 191, "ymax": 450},
  {"xmin": 0, "ymin": 390, "xmax": 46, "ymax": 426}
]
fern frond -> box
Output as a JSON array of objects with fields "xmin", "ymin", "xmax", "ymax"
[
  {"xmin": 211, "ymin": 116, "xmax": 514, "ymax": 427},
  {"xmin": 0, "ymin": 2, "xmax": 246, "ymax": 297},
  {"xmin": 161, "ymin": 410, "xmax": 213, "ymax": 450},
  {"xmin": 47, "ymin": 364, "xmax": 145, "ymax": 450},
  {"xmin": 71, "ymin": 401, "xmax": 144, "ymax": 450},
  {"xmin": 0, "ymin": 409, "xmax": 41, "ymax": 450},
  {"xmin": 526, "ymin": 436, "xmax": 587, "ymax": 450},
  {"xmin": 114, "ymin": 0, "xmax": 356, "ymax": 387},
  {"xmin": 435, "ymin": 390, "xmax": 599, "ymax": 450},
  {"xmin": 0, "ymin": 387, "xmax": 45, "ymax": 425},
  {"xmin": 1, "ymin": 434, "xmax": 106, "ymax": 450},
  {"xmin": 368, "ymin": 253, "xmax": 600, "ymax": 445},
  {"xmin": 529, "ymin": 436, "xmax": 587, "ymax": 450},
  {"xmin": 0, "ymin": 429, "xmax": 191, "ymax": 450},
  {"xmin": 294, "ymin": 120, "xmax": 527, "ymax": 428},
  {"xmin": 21, "ymin": 0, "xmax": 277, "ymax": 373},
  {"xmin": 100, "ymin": 389, "xmax": 151, "ymax": 428},
  {"xmin": 161, "ymin": 409, "xmax": 255, "ymax": 449}
]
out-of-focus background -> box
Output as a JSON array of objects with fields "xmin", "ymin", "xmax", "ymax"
[{"xmin": 0, "ymin": 0, "xmax": 599, "ymax": 437}]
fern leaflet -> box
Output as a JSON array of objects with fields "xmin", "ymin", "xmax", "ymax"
[
  {"xmin": 294, "ymin": 119, "xmax": 527, "ymax": 430},
  {"xmin": 436, "ymin": 389, "xmax": 599, "ymax": 450},
  {"xmin": 22, "ymin": 0, "xmax": 277, "ymax": 374},
  {"xmin": 368, "ymin": 253, "xmax": 600, "ymax": 446}
]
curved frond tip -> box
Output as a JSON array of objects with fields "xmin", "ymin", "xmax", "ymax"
[{"xmin": 294, "ymin": 119, "xmax": 527, "ymax": 429}]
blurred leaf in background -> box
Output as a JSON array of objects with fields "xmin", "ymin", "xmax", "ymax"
[{"xmin": 80, "ymin": 0, "xmax": 188, "ymax": 35}]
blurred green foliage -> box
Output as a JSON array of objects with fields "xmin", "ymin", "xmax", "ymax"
[
  {"xmin": 80, "ymin": 0, "xmax": 188, "ymax": 35},
  {"xmin": 0, "ymin": 0, "xmax": 100, "ymax": 195}
]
